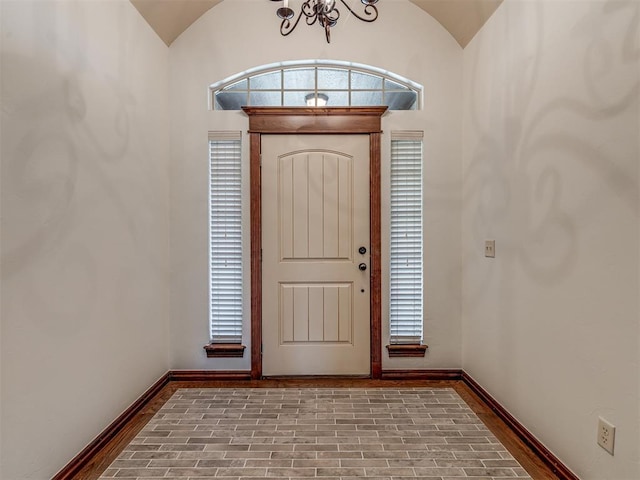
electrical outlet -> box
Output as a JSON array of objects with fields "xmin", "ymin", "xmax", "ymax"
[
  {"xmin": 485, "ymin": 240, "xmax": 495, "ymax": 258},
  {"xmin": 597, "ymin": 417, "xmax": 615, "ymax": 455}
]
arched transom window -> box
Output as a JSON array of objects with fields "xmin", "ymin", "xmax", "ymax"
[{"xmin": 211, "ymin": 61, "xmax": 422, "ymax": 110}]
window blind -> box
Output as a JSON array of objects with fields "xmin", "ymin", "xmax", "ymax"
[
  {"xmin": 390, "ymin": 131, "xmax": 424, "ymax": 344},
  {"xmin": 209, "ymin": 131, "xmax": 243, "ymax": 344}
]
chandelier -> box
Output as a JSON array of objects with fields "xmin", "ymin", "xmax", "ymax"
[{"xmin": 271, "ymin": 0, "xmax": 380, "ymax": 44}]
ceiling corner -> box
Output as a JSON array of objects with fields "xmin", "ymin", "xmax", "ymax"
[
  {"xmin": 409, "ymin": 0, "xmax": 503, "ymax": 48},
  {"xmin": 130, "ymin": 0, "xmax": 223, "ymax": 46}
]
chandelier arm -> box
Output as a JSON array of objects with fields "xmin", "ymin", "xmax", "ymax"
[
  {"xmin": 324, "ymin": 7, "xmax": 340, "ymax": 24},
  {"xmin": 303, "ymin": 1, "xmax": 319, "ymax": 26},
  {"xmin": 280, "ymin": 8, "xmax": 306, "ymax": 36},
  {"xmin": 338, "ymin": 0, "xmax": 378, "ymax": 22}
]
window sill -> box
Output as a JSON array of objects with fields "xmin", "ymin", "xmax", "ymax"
[
  {"xmin": 204, "ymin": 343, "xmax": 246, "ymax": 358},
  {"xmin": 386, "ymin": 344, "xmax": 428, "ymax": 358}
]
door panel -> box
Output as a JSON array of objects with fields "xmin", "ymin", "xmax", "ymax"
[
  {"xmin": 279, "ymin": 283, "xmax": 352, "ymax": 343},
  {"xmin": 262, "ymin": 134, "xmax": 370, "ymax": 376},
  {"xmin": 278, "ymin": 152, "xmax": 352, "ymax": 261}
]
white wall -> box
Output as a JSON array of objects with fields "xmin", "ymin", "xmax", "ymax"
[
  {"xmin": 2, "ymin": 0, "xmax": 636, "ymax": 477},
  {"xmin": 462, "ymin": 1, "xmax": 640, "ymax": 479},
  {"xmin": 169, "ymin": 0, "xmax": 463, "ymax": 371},
  {"xmin": 0, "ymin": 1, "xmax": 170, "ymax": 478}
]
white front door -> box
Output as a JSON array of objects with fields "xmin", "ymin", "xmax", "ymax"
[{"xmin": 261, "ymin": 134, "xmax": 370, "ymax": 376}]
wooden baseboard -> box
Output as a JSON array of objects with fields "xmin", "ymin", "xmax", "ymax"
[
  {"xmin": 462, "ymin": 371, "xmax": 579, "ymax": 480},
  {"xmin": 51, "ymin": 371, "xmax": 171, "ymax": 480},
  {"xmin": 169, "ymin": 370, "xmax": 252, "ymax": 381},
  {"xmin": 381, "ymin": 369, "xmax": 462, "ymax": 380},
  {"xmin": 53, "ymin": 369, "xmax": 577, "ymax": 480}
]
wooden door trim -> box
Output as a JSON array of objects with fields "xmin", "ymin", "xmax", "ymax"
[
  {"xmin": 244, "ymin": 106, "xmax": 386, "ymax": 134},
  {"xmin": 243, "ymin": 106, "xmax": 387, "ymax": 379}
]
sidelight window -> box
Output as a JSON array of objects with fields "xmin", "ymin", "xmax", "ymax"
[
  {"xmin": 208, "ymin": 132, "xmax": 243, "ymax": 347},
  {"xmin": 389, "ymin": 131, "xmax": 424, "ymax": 347}
]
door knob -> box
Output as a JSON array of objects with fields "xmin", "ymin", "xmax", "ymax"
[
  {"xmin": 359, "ymin": 246, "xmax": 367, "ymax": 255},
  {"xmin": 358, "ymin": 263, "xmax": 367, "ymax": 271}
]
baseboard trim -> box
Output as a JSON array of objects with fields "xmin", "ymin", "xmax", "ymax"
[
  {"xmin": 51, "ymin": 371, "xmax": 171, "ymax": 480},
  {"xmin": 462, "ymin": 371, "xmax": 579, "ymax": 480},
  {"xmin": 169, "ymin": 370, "xmax": 252, "ymax": 381},
  {"xmin": 381, "ymin": 369, "xmax": 462, "ymax": 380},
  {"xmin": 53, "ymin": 369, "xmax": 577, "ymax": 480}
]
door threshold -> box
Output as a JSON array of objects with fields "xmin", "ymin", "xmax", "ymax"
[{"xmin": 261, "ymin": 374, "xmax": 372, "ymax": 380}]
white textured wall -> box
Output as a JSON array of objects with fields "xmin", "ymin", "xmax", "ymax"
[
  {"xmin": 169, "ymin": 0, "xmax": 463, "ymax": 371},
  {"xmin": 461, "ymin": 1, "xmax": 640, "ymax": 479},
  {"xmin": 0, "ymin": 1, "xmax": 170, "ymax": 478}
]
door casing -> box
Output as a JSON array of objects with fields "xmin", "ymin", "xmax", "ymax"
[{"xmin": 242, "ymin": 106, "xmax": 387, "ymax": 379}]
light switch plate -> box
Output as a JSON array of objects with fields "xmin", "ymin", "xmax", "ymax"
[{"xmin": 485, "ymin": 240, "xmax": 495, "ymax": 258}]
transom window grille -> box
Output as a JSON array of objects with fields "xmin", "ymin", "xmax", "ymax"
[
  {"xmin": 211, "ymin": 61, "xmax": 421, "ymax": 111},
  {"xmin": 390, "ymin": 131, "xmax": 424, "ymax": 344},
  {"xmin": 209, "ymin": 131, "xmax": 243, "ymax": 344}
]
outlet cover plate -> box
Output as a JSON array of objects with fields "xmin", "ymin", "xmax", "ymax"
[{"xmin": 597, "ymin": 417, "xmax": 615, "ymax": 455}]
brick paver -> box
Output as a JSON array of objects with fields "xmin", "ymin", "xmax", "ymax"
[{"xmin": 100, "ymin": 388, "xmax": 532, "ymax": 479}]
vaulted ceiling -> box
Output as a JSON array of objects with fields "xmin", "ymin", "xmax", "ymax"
[{"xmin": 130, "ymin": 0, "xmax": 503, "ymax": 48}]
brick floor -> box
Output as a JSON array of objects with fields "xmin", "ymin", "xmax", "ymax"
[{"xmin": 99, "ymin": 388, "xmax": 532, "ymax": 479}]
